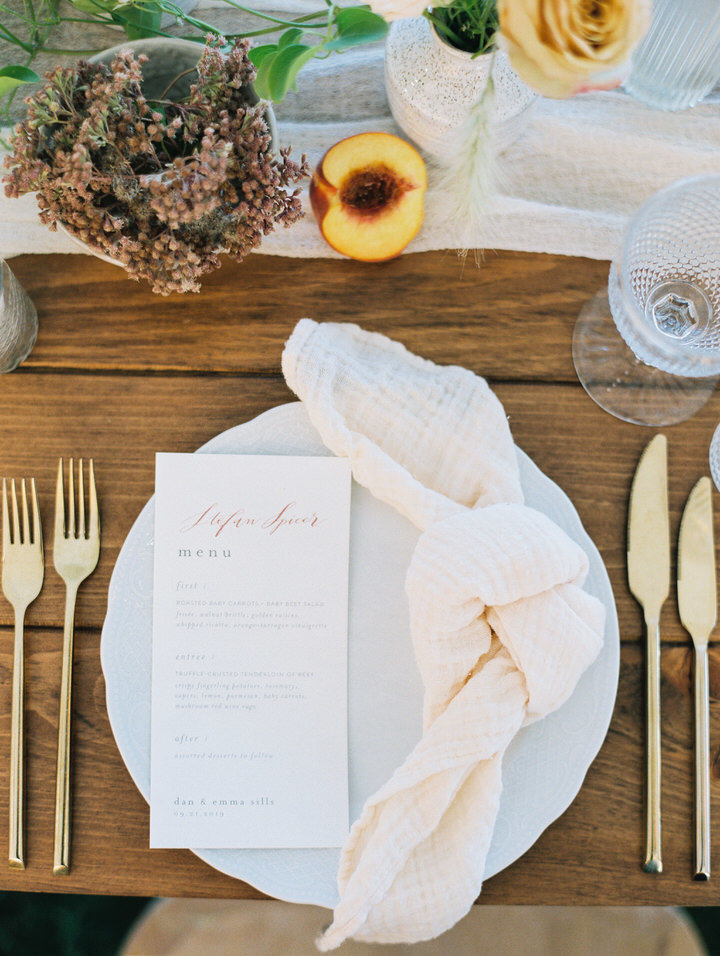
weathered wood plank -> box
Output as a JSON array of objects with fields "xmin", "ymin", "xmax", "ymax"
[
  {"xmin": 0, "ymin": 636, "xmax": 716, "ymax": 903},
  {"xmin": 1, "ymin": 373, "xmax": 719, "ymax": 643},
  {"xmin": 9, "ymin": 252, "xmax": 609, "ymax": 381}
]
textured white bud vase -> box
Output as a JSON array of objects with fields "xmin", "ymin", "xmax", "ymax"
[
  {"xmin": 0, "ymin": 259, "xmax": 37, "ymax": 373},
  {"xmin": 384, "ymin": 17, "xmax": 537, "ymax": 162}
]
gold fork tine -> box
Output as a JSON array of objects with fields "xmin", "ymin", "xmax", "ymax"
[
  {"xmin": 55, "ymin": 459, "xmax": 65, "ymax": 541},
  {"xmin": 2, "ymin": 475, "xmax": 44, "ymax": 870},
  {"xmin": 78, "ymin": 460, "xmax": 85, "ymax": 539},
  {"xmin": 10, "ymin": 479, "xmax": 20, "ymax": 545},
  {"xmin": 67, "ymin": 459, "xmax": 75, "ymax": 539},
  {"xmin": 2, "ymin": 479, "xmax": 9, "ymax": 552},
  {"xmin": 31, "ymin": 479, "xmax": 40, "ymax": 547},
  {"xmin": 53, "ymin": 458, "xmax": 100, "ymax": 875},
  {"xmin": 21, "ymin": 480, "xmax": 30, "ymax": 546},
  {"xmin": 88, "ymin": 460, "xmax": 98, "ymax": 540}
]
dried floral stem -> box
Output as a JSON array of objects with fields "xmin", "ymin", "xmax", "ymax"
[
  {"xmin": 4, "ymin": 37, "xmax": 309, "ymax": 295},
  {"xmin": 430, "ymin": 49, "xmax": 499, "ymax": 253},
  {"xmin": 158, "ymin": 67, "xmax": 198, "ymax": 101}
]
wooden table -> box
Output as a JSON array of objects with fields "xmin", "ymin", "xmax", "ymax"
[{"xmin": 0, "ymin": 249, "xmax": 718, "ymax": 905}]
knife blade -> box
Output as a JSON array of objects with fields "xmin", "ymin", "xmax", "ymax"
[
  {"xmin": 678, "ymin": 476, "xmax": 716, "ymax": 880},
  {"xmin": 628, "ymin": 434, "xmax": 669, "ymax": 874}
]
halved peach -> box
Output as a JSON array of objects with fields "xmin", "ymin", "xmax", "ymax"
[{"xmin": 309, "ymin": 132, "xmax": 427, "ymax": 262}]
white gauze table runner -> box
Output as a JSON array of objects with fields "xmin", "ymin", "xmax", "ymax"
[
  {"xmin": 282, "ymin": 319, "xmax": 606, "ymax": 948},
  {"xmin": 1, "ymin": 0, "xmax": 720, "ymax": 261}
]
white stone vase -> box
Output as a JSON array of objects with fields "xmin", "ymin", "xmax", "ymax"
[{"xmin": 384, "ymin": 16, "xmax": 537, "ymax": 162}]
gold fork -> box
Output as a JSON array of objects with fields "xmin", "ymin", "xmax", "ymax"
[
  {"xmin": 1, "ymin": 478, "xmax": 43, "ymax": 869},
  {"xmin": 53, "ymin": 458, "xmax": 100, "ymax": 876}
]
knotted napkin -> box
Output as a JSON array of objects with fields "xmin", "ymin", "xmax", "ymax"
[{"xmin": 282, "ymin": 320, "xmax": 606, "ymax": 949}]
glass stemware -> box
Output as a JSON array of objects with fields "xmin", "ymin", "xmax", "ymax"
[
  {"xmin": 0, "ymin": 258, "xmax": 37, "ymax": 373},
  {"xmin": 624, "ymin": 0, "xmax": 720, "ymax": 112},
  {"xmin": 572, "ymin": 175, "xmax": 720, "ymax": 426},
  {"xmin": 709, "ymin": 425, "xmax": 720, "ymax": 492}
]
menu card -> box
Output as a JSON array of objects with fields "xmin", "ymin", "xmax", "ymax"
[{"xmin": 150, "ymin": 452, "xmax": 351, "ymax": 849}]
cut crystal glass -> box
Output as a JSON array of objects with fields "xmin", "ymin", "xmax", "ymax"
[{"xmin": 573, "ymin": 175, "xmax": 720, "ymax": 425}]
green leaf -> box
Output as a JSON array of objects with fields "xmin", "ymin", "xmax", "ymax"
[
  {"xmin": 0, "ymin": 66, "xmax": 40, "ymax": 97},
  {"xmin": 325, "ymin": 6, "xmax": 387, "ymax": 50},
  {"xmin": 253, "ymin": 44, "xmax": 316, "ymax": 102},
  {"xmin": 265, "ymin": 43, "xmax": 316, "ymax": 101},
  {"xmin": 278, "ymin": 28, "xmax": 303, "ymax": 48},
  {"xmin": 248, "ymin": 44, "xmax": 278, "ymax": 68},
  {"xmin": 113, "ymin": 3, "xmax": 163, "ymax": 40},
  {"xmin": 68, "ymin": 0, "xmax": 119, "ymax": 14},
  {"xmin": 253, "ymin": 49, "xmax": 278, "ymax": 100}
]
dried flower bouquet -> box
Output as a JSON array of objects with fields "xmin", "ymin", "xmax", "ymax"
[{"xmin": 4, "ymin": 37, "xmax": 308, "ymax": 294}]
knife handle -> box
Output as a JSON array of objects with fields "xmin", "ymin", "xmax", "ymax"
[
  {"xmin": 643, "ymin": 616, "xmax": 662, "ymax": 874},
  {"xmin": 694, "ymin": 646, "xmax": 711, "ymax": 880}
]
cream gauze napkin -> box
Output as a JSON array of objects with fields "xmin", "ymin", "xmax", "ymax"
[{"xmin": 281, "ymin": 319, "xmax": 606, "ymax": 949}]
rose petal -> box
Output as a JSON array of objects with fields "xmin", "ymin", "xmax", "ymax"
[{"xmin": 498, "ymin": 0, "xmax": 650, "ymax": 99}]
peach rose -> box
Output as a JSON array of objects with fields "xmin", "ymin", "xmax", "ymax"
[{"xmin": 498, "ymin": 0, "xmax": 650, "ymax": 98}]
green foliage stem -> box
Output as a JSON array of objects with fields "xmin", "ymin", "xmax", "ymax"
[
  {"xmin": 425, "ymin": 0, "xmax": 497, "ymax": 56},
  {"xmin": 0, "ymin": 0, "xmax": 388, "ymax": 121}
]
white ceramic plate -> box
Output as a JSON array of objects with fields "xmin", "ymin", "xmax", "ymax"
[{"xmin": 101, "ymin": 402, "xmax": 619, "ymax": 908}]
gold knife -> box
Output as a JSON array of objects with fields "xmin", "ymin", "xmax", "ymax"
[
  {"xmin": 628, "ymin": 434, "xmax": 670, "ymax": 874},
  {"xmin": 678, "ymin": 476, "xmax": 716, "ymax": 881}
]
